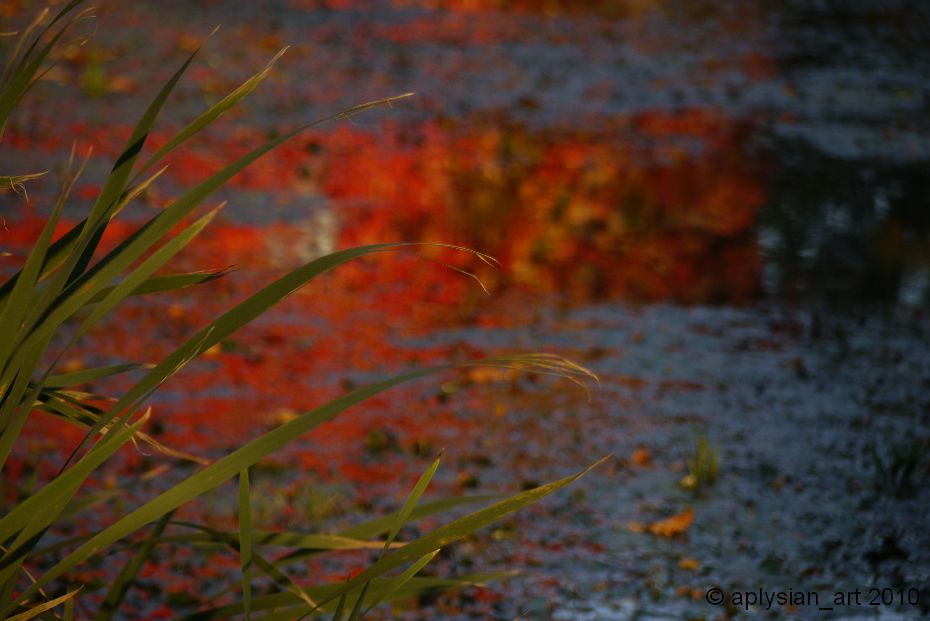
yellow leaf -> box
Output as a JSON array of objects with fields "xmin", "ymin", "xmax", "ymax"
[
  {"xmin": 61, "ymin": 358, "xmax": 85, "ymax": 373},
  {"xmin": 272, "ymin": 407, "xmax": 298, "ymax": 424},
  {"xmin": 627, "ymin": 521, "xmax": 649, "ymax": 533},
  {"xmin": 678, "ymin": 557, "xmax": 701, "ymax": 571},
  {"xmin": 648, "ymin": 508, "xmax": 693, "ymax": 538}
]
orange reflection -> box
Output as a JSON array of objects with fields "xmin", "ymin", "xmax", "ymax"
[
  {"xmin": 2, "ymin": 105, "xmax": 767, "ymax": 478},
  {"xmin": 322, "ymin": 112, "xmax": 766, "ymax": 304},
  {"xmin": 3, "ymin": 109, "xmax": 767, "ymax": 308}
]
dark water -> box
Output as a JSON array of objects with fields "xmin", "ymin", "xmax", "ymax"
[{"xmin": 3, "ymin": 0, "xmax": 929, "ymax": 310}]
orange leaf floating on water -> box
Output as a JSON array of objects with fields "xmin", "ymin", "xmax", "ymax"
[
  {"xmin": 678, "ymin": 557, "xmax": 701, "ymax": 571},
  {"xmin": 631, "ymin": 447, "xmax": 651, "ymax": 466},
  {"xmin": 648, "ymin": 508, "xmax": 694, "ymax": 538}
]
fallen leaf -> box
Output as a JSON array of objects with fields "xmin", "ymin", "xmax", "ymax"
[
  {"xmin": 632, "ymin": 447, "xmax": 651, "ymax": 466},
  {"xmin": 648, "ymin": 508, "xmax": 693, "ymax": 537},
  {"xmin": 678, "ymin": 557, "xmax": 701, "ymax": 571},
  {"xmin": 271, "ymin": 407, "xmax": 298, "ymax": 424},
  {"xmin": 61, "ymin": 358, "xmax": 85, "ymax": 373},
  {"xmin": 466, "ymin": 366, "xmax": 514, "ymax": 384}
]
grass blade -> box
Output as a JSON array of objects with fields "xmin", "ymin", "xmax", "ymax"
[
  {"xmin": 133, "ymin": 48, "xmax": 288, "ymax": 179},
  {"xmin": 331, "ymin": 593, "xmax": 347, "ymax": 621},
  {"xmin": 5, "ymin": 45, "xmax": 206, "ymax": 355},
  {"xmin": 239, "ymin": 468, "xmax": 253, "ymax": 621},
  {"xmin": 93, "ymin": 513, "xmax": 172, "ymax": 621},
  {"xmin": 34, "ymin": 392, "xmax": 207, "ymax": 465},
  {"xmin": 339, "ymin": 495, "xmax": 497, "ymax": 540},
  {"xmin": 274, "ymin": 495, "xmax": 498, "ymax": 568},
  {"xmin": 180, "ymin": 572, "xmax": 516, "ymax": 621},
  {"xmin": 13, "ymin": 94, "xmax": 413, "ymax": 377},
  {"xmin": 7, "ymin": 588, "xmax": 80, "ymax": 621},
  {"xmin": 15, "ymin": 352, "xmax": 586, "ymax": 604},
  {"xmin": 0, "ymin": 145, "xmax": 90, "ymax": 310},
  {"xmin": 14, "ymin": 367, "xmax": 439, "ymax": 602},
  {"xmin": 385, "ymin": 457, "xmax": 441, "ymax": 551},
  {"xmin": 0, "ymin": 413, "xmax": 149, "ymax": 616},
  {"xmin": 85, "ymin": 270, "xmax": 229, "ymax": 304},
  {"xmin": 162, "ymin": 521, "xmax": 319, "ymax": 611},
  {"xmin": 0, "ymin": 336, "xmax": 53, "ymax": 472},
  {"xmin": 0, "ymin": 171, "xmax": 47, "ymax": 199},
  {"xmin": 0, "ymin": 1, "xmax": 88, "ymax": 136},
  {"xmin": 67, "ymin": 243, "xmax": 409, "ymax": 465},
  {"xmin": 358, "ymin": 551, "xmax": 438, "ymax": 619},
  {"xmin": 345, "ymin": 456, "xmax": 442, "ymax": 620},
  {"xmin": 73, "ymin": 41, "xmax": 206, "ymax": 252},
  {"xmin": 73, "ymin": 205, "xmax": 222, "ymax": 342},
  {"xmin": 305, "ymin": 456, "xmax": 610, "ymax": 613},
  {"xmin": 0, "ymin": 190, "xmax": 64, "ymax": 370},
  {"xmin": 42, "ymin": 364, "xmax": 144, "ymax": 389},
  {"xmin": 149, "ymin": 530, "xmax": 396, "ymax": 551}
]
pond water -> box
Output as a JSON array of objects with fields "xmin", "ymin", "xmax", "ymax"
[{"xmin": 1, "ymin": 0, "xmax": 929, "ymax": 619}]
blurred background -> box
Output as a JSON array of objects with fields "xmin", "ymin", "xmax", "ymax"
[{"xmin": 2, "ymin": 0, "xmax": 929, "ymax": 619}]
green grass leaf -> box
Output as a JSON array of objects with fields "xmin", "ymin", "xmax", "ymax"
[
  {"xmin": 357, "ymin": 551, "xmax": 438, "ymax": 619},
  {"xmin": 13, "ymin": 368, "xmax": 436, "ymax": 603},
  {"xmin": 0, "ymin": 413, "xmax": 148, "ymax": 616},
  {"xmin": 150, "ymin": 530, "xmax": 397, "ymax": 551},
  {"xmin": 305, "ymin": 456, "xmax": 610, "ymax": 614},
  {"xmin": 239, "ymin": 469, "xmax": 253, "ymax": 621},
  {"xmin": 178, "ymin": 573, "xmax": 514, "ymax": 621},
  {"xmin": 73, "ymin": 205, "xmax": 222, "ymax": 343},
  {"xmin": 67, "ymin": 243, "xmax": 411, "ymax": 464},
  {"xmin": 7, "ymin": 588, "xmax": 81, "ymax": 621},
  {"xmin": 85, "ymin": 270, "xmax": 229, "ymax": 304},
  {"xmin": 345, "ymin": 455, "xmax": 442, "ymax": 620},
  {"xmin": 43, "ymin": 364, "xmax": 144, "ymax": 389},
  {"xmin": 93, "ymin": 513, "xmax": 172, "ymax": 621},
  {"xmin": 0, "ymin": 189, "xmax": 64, "ymax": 371},
  {"xmin": 0, "ymin": 0, "xmax": 88, "ymax": 137},
  {"xmin": 133, "ymin": 48, "xmax": 288, "ymax": 179},
  {"xmin": 273, "ymin": 495, "xmax": 498, "ymax": 568},
  {"xmin": 0, "ymin": 171, "xmax": 47, "ymax": 199}
]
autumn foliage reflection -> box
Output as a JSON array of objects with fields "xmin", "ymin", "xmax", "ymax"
[
  {"xmin": 4, "ymin": 108, "xmax": 765, "ymax": 307},
  {"xmin": 3, "ymin": 108, "xmax": 764, "ymax": 469},
  {"xmin": 324, "ymin": 112, "xmax": 765, "ymax": 304}
]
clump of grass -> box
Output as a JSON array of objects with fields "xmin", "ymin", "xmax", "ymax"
[
  {"xmin": 871, "ymin": 436, "xmax": 929, "ymax": 498},
  {"xmin": 0, "ymin": 3, "xmax": 604, "ymax": 619},
  {"xmin": 680, "ymin": 433, "xmax": 720, "ymax": 494}
]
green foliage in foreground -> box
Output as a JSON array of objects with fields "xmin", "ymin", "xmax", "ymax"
[{"xmin": 0, "ymin": 3, "xmax": 603, "ymax": 619}]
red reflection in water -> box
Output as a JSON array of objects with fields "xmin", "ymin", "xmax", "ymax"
[
  {"xmin": 324, "ymin": 113, "xmax": 766, "ymax": 304},
  {"xmin": 4, "ymin": 107, "xmax": 767, "ymax": 307},
  {"xmin": 2, "ymin": 107, "xmax": 766, "ymax": 473}
]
